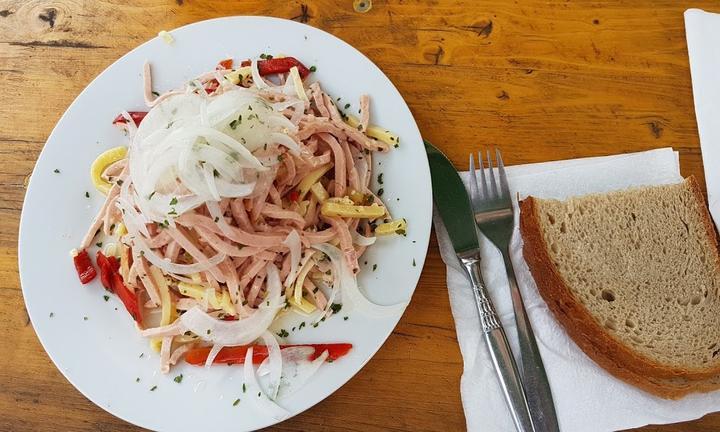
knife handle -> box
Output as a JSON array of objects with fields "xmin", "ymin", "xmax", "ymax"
[{"xmin": 459, "ymin": 251, "xmax": 535, "ymax": 432}]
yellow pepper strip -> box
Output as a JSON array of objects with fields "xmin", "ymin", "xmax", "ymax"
[
  {"xmin": 310, "ymin": 182, "xmax": 329, "ymax": 203},
  {"xmin": 321, "ymin": 201, "xmax": 386, "ymax": 219},
  {"xmin": 178, "ymin": 282, "xmax": 235, "ymax": 316},
  {"xmin": 289, "ymin": 66, "xmax": 309, "ymax": 101},
  {"xmin": 149, "ymin": 267, "xmax": 174, "ymax": 352},
  {"xmin": 116, "ymin": 223, "xmax": 127, "ymax": 237},
  {"xmin": 344, "ymin": 114, "xmax": 400, "ymax": 148},
  {"xmin": 375, "ymin": 218, "xmax": 408, "ymax": 236},
  {"xmin": 289, "ymin": 296, "xmax": 316, "ymax": 314},
  {"xmin": 297, "ymin": 164, "xmax": 332, "ymax": 201},
  {"xmin": 90, "ymin": 146, "xmax": 127, "ymax": 195},
  {"xmin": 348, "ymin": 190, "xmax": 374, "ymax": 205},
  {"xmin": 223, "ymin": 66, "xmax": 252, "ymax": 85},
  {"xmin": 293, "ymin": 259, "xmax": 316, "ymax": 305},
  {"xmin": 298, "ymin": 200, "xmax": 309, "ymax": 217}
]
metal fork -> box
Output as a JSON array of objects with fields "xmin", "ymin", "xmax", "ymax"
[{"xmin": 469, "ymin": 149, "xmax": 559, "ymax": 432}]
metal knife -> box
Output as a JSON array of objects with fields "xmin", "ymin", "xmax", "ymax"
[{"xmin": 425, "ymin": 140, "xmax": 535, "ymax": 432}]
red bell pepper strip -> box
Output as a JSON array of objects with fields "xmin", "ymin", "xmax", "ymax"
[
  {"xmin": 111, "ymin": 271, "xmax": 142, "ymax": 324},
  {"xmin": 287, "ymin": 190, "xmax": 300, "ymax": 202},
  {"xmin": 204, "ymin": 79, "xmax": 220, "ymax": 94},
  {"xmin": 96, "ymin": 252, "xmax": 119, "ymax": 292},
  {"xmin": 73, "ymin": 250, "xmax": 97, "ymax": 284},
  {"xmin": 240, "ymin": 59, "xmax": 251, "ymax": 67},
  {"xmin": 258, "ymin": 57, "xmax": 310, "ymax": 79},
  {"xmin": 184, "ymin": 343, "xmax": 352, "ymax": 366},
  {"xmin": 216, "ymin": 58, "xmax": 233, "ymax": 70},
  {"xmin": 112, "ymin": 111, "xmax": 147, "ymax": 126}
]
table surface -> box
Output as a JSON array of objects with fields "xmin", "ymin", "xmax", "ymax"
[{"xmin": 1, "ymin": 1, "xmax": 718, "ymax": 431}]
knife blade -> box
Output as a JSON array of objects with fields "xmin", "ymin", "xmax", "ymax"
[{"xmin": 425, "ymin": 140, "xmax": 535, "ymax": 432}]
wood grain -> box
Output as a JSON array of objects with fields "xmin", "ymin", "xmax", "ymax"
[{"xmin": 0, "ymin": 0, "xmax": 718, "ymax": 430}]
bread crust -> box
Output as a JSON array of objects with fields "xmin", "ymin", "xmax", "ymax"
[{"xmin": 519, "ymin": 177, "xmax": 720, "ymax": 398}]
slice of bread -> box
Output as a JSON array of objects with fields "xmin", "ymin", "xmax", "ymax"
[{"xmin": 519, "ymin": 176, "xmax": 720, "ymax": 399}]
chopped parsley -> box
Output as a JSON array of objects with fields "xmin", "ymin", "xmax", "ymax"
[
  {"xmin": 309, "ymin": 65, "xmax": 317, "ymax": 72},
  {"xmin": 206, "ymin": 329, "xmax": 212, "ymax": 335},
  {"xmin": 173, "ymin": 374, "xmax": 183, "ymax": 384},
  {"xmin": 412, "ymin": 258, "xmax": 416, "ymax": 266},
  {"xmin": 49, "ymin": 312, "xmax": 54, "ymax": 318},
  {"xmin": 135, "ymin": 377, "xmax": 140, "ymax": 382},
  {"xmin": 169, "ymin": 197, "xmax": 178, "ymax": 205},
  {"xmin": 276, "ymin": 329, "xmax": 289, "ymax": 338},
  {"xmin": 152, "ymin": 91, "xmax": 160, "ymax": 97},
  {"xmin": 343, "ymin": 316, "xmax": 349, "ymax": 321},
  {"xmin": 344, "ymin": 103, "xmax": 350, "ymax": 109},
  {"xmin": 229, "ymin": 114, "xmax": 242, "ymax": 130},
  {"xmin": 233, "ymin": 398, "xmax": 240, "ymax": 406},
  {"xmin": 150, "ymin": 385, "xmax": 157, "ymax": 391},
  {"xmin": 299, "ymin": 321, "xmax": 306, "ymax": 329},
  {"xmin": 377, "ymin": 188, "xmax": 384, "ymax": 196},
  {"xmin": 372, "ymin": 264, "xmax": 377, "ymax": 271},
  {"xmin": 278, "ymin": 154, "xmax": 285, "ymax": 162},
  {"xmin": 257, "ymin": 392, "xmax": 261, "ymax": 397},
  {"xmin": 312, "ymin": 322, "xmax": 319, "ymax": 328},
  {"xmin": 104, "ymin": 295, "xmax": 110, "ymax": 301},
  {"xmin": 53, "ymin": 168, "xmax": 60, "ymax": 173},
  {"xmin": 139, "ymin": 353, "xmax": 144, "ymax": 358},
  {"xmin": 330, "ymin": 303, "xmax": 342, "ymax": 314},
  {"xmin": 214, "ymin": 216, "xmax": 219, "ymax": 223},
  {"xmin": 85, "ymin": 191, "xmax": 90, "ymax": 198},
  {"xmin": 95, "ymin": 242, "xmax": 103, "ymax": 248},
  {"xmin": 243, "ymin": 383, "xmax": 247, "ymax": 393},
  {"xmin": 83, "ymin": 316, "xmax": 88, "ymax": 321},
  {"xmin": 378, "ymin": 173, "xmax": 384, "ymax": 184},
  {"xmin": 213, "ymin": 168, "xmax": 220, "ymax": 177},
  {"xmin": 116, "ymin": 179, "xmax": 124, "ymax": 186}
]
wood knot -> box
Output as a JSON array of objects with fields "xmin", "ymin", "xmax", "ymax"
[
  {"xmin": 645, "ymin": 121, "xmax": 663, "ymax": 139},
  {"xmin": 38, "ymin": 8, "xmax": 57, "ymax": 28},
  {"xmin": 291, "ymin": 4, "xmax": 311, "ymax": 23},
  {"xmin": 465, "ymin": 20, "xmax": 493, "ymax": 38},
  {"xmin": 423, "ymin": 45, "xmax": 445, "ymax": 66}
]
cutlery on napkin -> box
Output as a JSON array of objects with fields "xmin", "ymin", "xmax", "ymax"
[{"xmin": 434, "ymin": 148, "xmax": 720, "ymax": 432}]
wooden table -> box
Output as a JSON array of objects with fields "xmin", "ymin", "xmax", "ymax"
[{"xmin": 1, "ymin": 1, "xmax": 718, "ymax": 431}]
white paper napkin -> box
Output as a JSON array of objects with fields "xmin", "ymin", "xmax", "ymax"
[
  {"xmin": 686, "ymin": 8, "xmax": 720, "ymax": 225},
  {"xmin": 433, "ymin": 148, "xmax": 720, "ymax": 432}
]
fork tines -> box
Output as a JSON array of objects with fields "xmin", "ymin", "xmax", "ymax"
[{"xmin": 469, "ymin": 149, "xmax": 511, "ymax": 207}]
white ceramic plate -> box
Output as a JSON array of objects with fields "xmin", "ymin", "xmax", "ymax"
[{"xmin": 19, "ymin": 16, "xmax": 431, "ymax": 432}]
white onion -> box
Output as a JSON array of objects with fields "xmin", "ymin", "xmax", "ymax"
[
  {"xmin": 204, "ymin": 344, "xmax": 225, "ymax": 368},
  {"xmin": 261, "ymin": 331, "xmax": 282, "ymax": 400},
  {"xmin": 282, "ymin": 230, "xmax": 302, "ymax": 287},
  {"xmin": 351, "ymin": 230, "xmax": 377, "ymax": 246},
  {"xmin": 146, "ymin": 263, "xmax": 283, "ymax": 344},
  {"xmin": 243, "ymin": 347, "xmax": 289, "ymax": 420},
  {"xmin": 270, "ymin": 132, "xmax": 301, "ymax": 155},
  {"xmin": 131, "ymin": 235, "xmax": 227, "ymax": 275},
  {"xmin": 312, "ymin": 243, "xmax": 407, "ymax": 317},
  {"xmin": 258, "ymin": 347, "xmax": 329, "ymax": 399},
  {"xmin": 250, "ymin": 59, "xmax": 270, "ymax": 90}
]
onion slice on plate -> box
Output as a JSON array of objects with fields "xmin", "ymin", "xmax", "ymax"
[
  {"xmin": 312, "ymin": 243, "xmax": 407, "ymax": 317},
  {"xmin": 244, "ymin": 346, "xmax": 289, "ymax": 420}
]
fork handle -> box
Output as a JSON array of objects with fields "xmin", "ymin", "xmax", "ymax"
[
  {"xmin": 459, "ymin": 251, "xmax": 535, "ymax": 432},
  {"xmin": 503, "ymin": 252, "xmax": 560, "ymax": 432}
]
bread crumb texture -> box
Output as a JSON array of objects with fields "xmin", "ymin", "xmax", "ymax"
[{"xmin": 535, "ymin": 180, "xmax": 720, "ymax": 370}]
